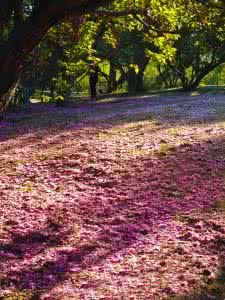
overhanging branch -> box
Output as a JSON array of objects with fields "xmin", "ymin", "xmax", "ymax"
[{"xmin": 94, "ymin": 8, "xmax": 146, "ymax": 17}]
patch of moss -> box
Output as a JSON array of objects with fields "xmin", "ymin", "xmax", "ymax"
[
  {"xmin": 150, "ymin": 144, "xmax": 176, "ymax": 158},
  {"xmin": 167, "ymin": 127, "xmax": 182, "ymax": 137},
  {"xmin": 215, "ymin": 198, "xmax": 225, "ymax": 210},
  {"xmin": 191, "ymin": 91, "xmax": 200, "ymax": 96},
  {"xmin": 19, "ymin": 181, "xmax": 33, "ymax": 193},
  {"xmin": 0, "ymin": 291, "xmax": 38, "ymax": 300}
]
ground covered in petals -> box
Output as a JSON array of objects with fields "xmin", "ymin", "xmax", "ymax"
[{"xmin": 1, "ymin": 92, "xmax": 225, "ymax": 299}]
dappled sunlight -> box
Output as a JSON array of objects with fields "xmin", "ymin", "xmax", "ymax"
[
  {"xmin": 1, "ymin": 94, "xmax": 225, "ymax": 299},
  {"xmin": 2, "ymin": 0, "xmax": 225, "ymax": 297},
  {"xmin": 1, "ymin": 133, "xmax": 225, "ymax": 298}
]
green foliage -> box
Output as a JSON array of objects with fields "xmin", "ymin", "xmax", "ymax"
[
  {"xmin": 55, "ymin": 95, "xmax": 65, "ymax": 107},
  {"xmin": 6, "ymin": 0, "xmax": 225, "ymax": 102},
  {"xmin": 53, "ymin": 74, "xmax": 69, "ymax": 97}
]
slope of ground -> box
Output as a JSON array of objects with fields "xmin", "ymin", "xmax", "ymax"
[{"xmin": 1, "ymin": 92, "xmax": 225, "ymax": 299}]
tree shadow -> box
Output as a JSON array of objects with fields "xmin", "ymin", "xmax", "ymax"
[
  {"xmin": 0, "ymin": 227, "xmax": 66, "ymax": 263},
  {"xmin": 1, "ymin": 214, "xmax": 145, "ymax": 292},
  {"xmin": 0, "ymin": 219, "xmax": 71, "ymax": 294},
  {"xmin": 1, "ymin": 136, "xmax": 225, "ymax": 298},
  {"xmin": 1, "ymin": 91, "xmax": 225, "ymax": 146}
]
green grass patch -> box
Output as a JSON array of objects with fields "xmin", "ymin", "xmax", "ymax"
[
  {"xmin": 106, "ymin": 112, "xmax": 155, "ymax": 126},
  {"xmin": 215, "ymin": 198, "xmax": 225, "ymax": 210},
  {"xmin": 0, "ymin": 290, "xmax": 40, "ymax": 300},
  {"xmin": 167, "ymin": 127, "xmax": 183, "ymax": 137},
  {"xmin": 150, "ymin": 143, "xmax": 176, "ymax": 158}
]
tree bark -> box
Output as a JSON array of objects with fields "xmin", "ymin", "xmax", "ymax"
[
  {"xmin": 181, "ymin": 64, "xmax": 221, "ymax": 91},
  {"xmin": 107, "ymin": 62, "xmax": 117, "ymax": 93},
  {"xmin": 128, "ymin": 62, "xmax": 148, "ymax": 94},
  {"xmin": 127, "ymin": 68, "xmax": 137, "ymax": 95},
  {"xmin": 136, "ymin": 62, "xmax": 148, "ymax": 93},
  {"xmin": 0, "ymin": 79, "xmax": 19, "ymax": 117},
  {"xmin": 89, "ymin": 65, "xmax": 99, "ymax": 100}
]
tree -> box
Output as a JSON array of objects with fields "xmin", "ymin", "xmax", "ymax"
[
  {"xmin": 94, "ymin": 30, "xmax": 150, "ymax": 95},
  {"xmin": 142, "ymin": 0, "xmax": 225, "ymax": 91},
  {"xmin": 0, "ymin": 0, "xmax": 112, "ymax": 114},
  {"xmin": 156, "ymin": 64, "xmax": 179, "ymax": 89},
  {"xmin": 0, "ymin": 0, "xmax": 196, "ymax": 110},
  {"xmin": 3, "ymin": 0, "xmax": 225, "ymax": 112},
  {"xmin": 167, "ymin": 31, "xmax": 225, "ymax": 91}
]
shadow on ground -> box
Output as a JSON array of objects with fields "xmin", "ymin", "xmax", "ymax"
[
  {"xmin": 1, "ymin": 91, "xmax": 225, "ymax": 145},
  {"xmin": 1, "ymin": 134, "xmax": 225, "ymax": 298}
]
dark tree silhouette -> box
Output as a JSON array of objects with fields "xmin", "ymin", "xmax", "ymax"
[{"xmin": 0, "ymin": 0, "xmax": 111, "ymax": 113}]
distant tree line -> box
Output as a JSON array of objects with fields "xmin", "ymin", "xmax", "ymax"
[{"xmin": 1, "ymin": 0, "xmax": 225, "ymax": 113}]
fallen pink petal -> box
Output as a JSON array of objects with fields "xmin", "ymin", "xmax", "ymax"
[{"xmin": 1, "ymin": 94, "xmax": 225, "ymax": 299}]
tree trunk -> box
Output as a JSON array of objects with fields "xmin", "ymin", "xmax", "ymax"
[
  {"xmin": 136, "ymin": 67, "xmax": 146, "ymax": 93},
  {"xmin": 89, "ymin": 65, "xmax": 99, "ymax": 101},
  {"xmin": 107, "ymin": 62, "xmax": 117, "ymax": 93},
  {"xmin": 182, "ymin": 82, "xmax": 199, "ymax": 91},
  {"xmin": 128, "ymin": 68, "xmax": 137, "ymax": 95},
  {"xmin": 182, "ymin": 73, "xmax": 210, "ymax": 91},
  {"xmin": 0, "ymin": 18, "xmax": 55, "ymax": 112},
  {"xmin": 0, "ymin": 79, "xmax": 19, "ymax": 117},
  {"xmin": 128, "ymin": 63, "xmax": 148, "ymax": 94}
]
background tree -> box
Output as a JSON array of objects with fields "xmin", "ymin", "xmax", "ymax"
[
  {"xmin": 167, "ymin": 31, "xmax": 225, "ymax": 91},
  {"xmin": 3, "ymin": 0, "xmax": 225, "ymax": 113}
]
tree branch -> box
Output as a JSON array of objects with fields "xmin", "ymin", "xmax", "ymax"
[
  {"xmin": 94, "ymin": 8, "xmax": 146, "ymax": 17},
  {"xmin": 133, "ymin": 14, "xmax": 179, "ymax": 35}
]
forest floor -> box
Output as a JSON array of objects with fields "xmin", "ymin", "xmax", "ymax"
[{"xmin": 1, "ymin": 91, "xmax": 225, "ymax": 299}]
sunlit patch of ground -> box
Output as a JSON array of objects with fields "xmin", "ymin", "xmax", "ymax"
[{"xmin": 1, "ymin": 93, "xmax": 225, "ymax": 299}]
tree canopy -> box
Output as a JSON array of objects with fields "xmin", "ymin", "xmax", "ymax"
[
  {"xmin": 1, "ymin": 0, "xmax": 225, "ymax": 112},
  {"xmin": 0, "ymin": 0, "xmax": 112, "ymax": 112}
]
